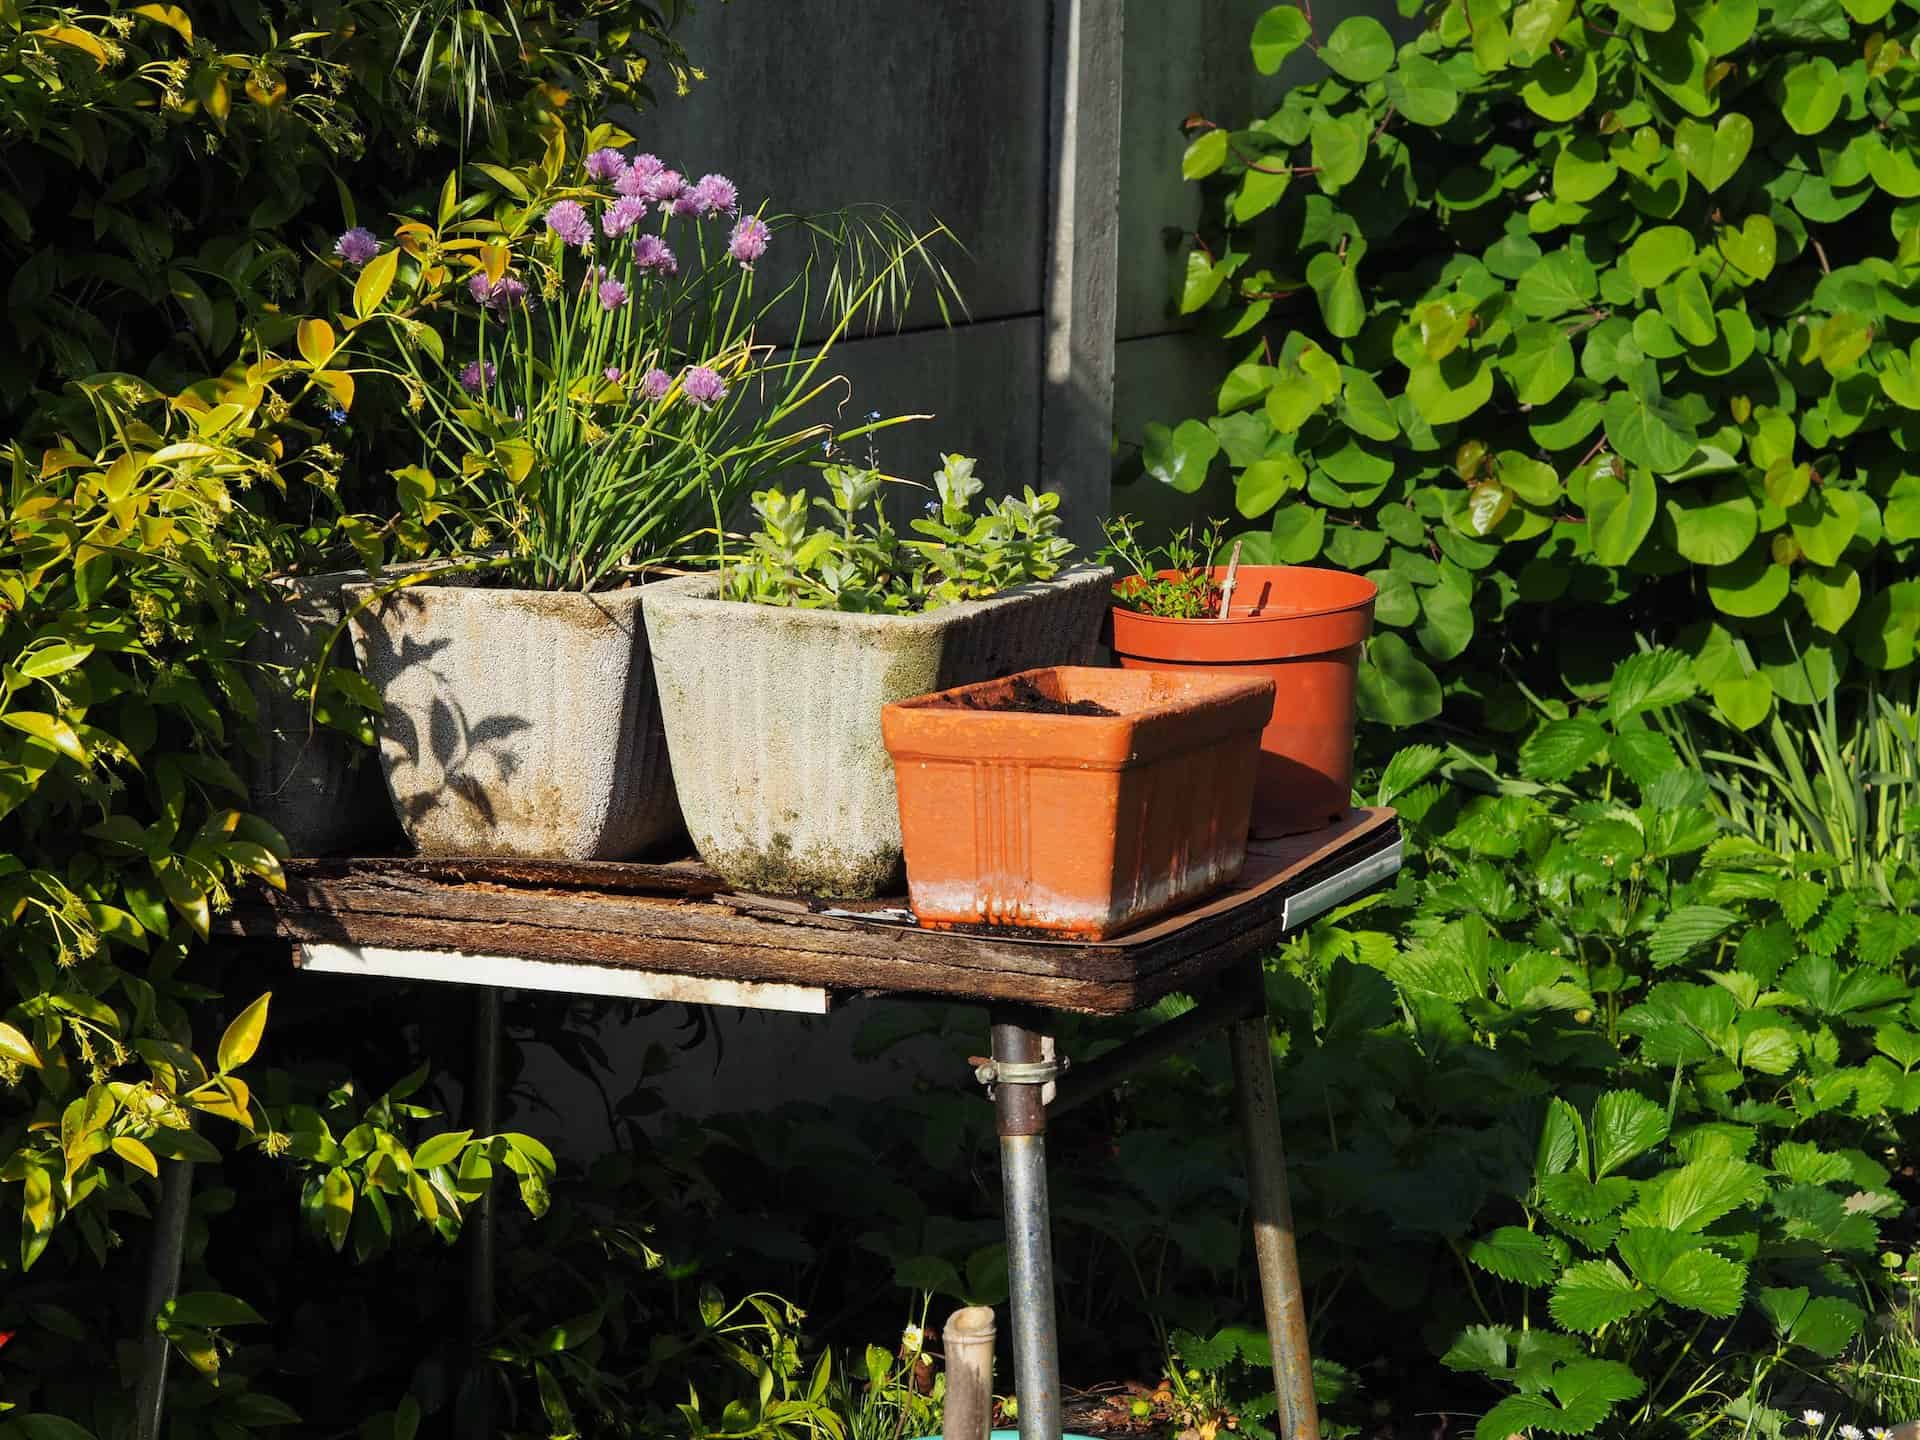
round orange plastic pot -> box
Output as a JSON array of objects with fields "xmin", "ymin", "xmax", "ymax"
[{"xmin": 1106, "ymin": 565, "xmax": 1377, "ymax": 838}]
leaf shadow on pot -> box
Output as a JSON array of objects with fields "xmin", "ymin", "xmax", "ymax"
[{"xmin": 349, "ymin": 591, "xmax": 535, "ymax": 832}]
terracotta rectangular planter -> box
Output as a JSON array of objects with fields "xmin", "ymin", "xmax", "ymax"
[
  {"xmin": 643, "ymin": 567, "xmax": 1111, "ymax": 898},
  {"xmin": 882, "ymin": 666, "xmax": 1275, "ymax": 939}
]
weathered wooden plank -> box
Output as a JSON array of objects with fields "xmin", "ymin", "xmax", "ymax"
[
  {"xmin": 220, "ymin": 811, "xmax": 1400, "ymax": 1014},
  {"xmin": 233, "ymin": 909, "xmax": 1161, "ymax": 1015}
]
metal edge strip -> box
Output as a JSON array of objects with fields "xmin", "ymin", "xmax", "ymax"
[
  {"xmin": 295, "ymin": 943, "xmax": 833, "ymax": 1015},
  {"xmin": 1280, "ymin": 838, "xmax": 1405, "ymax": 934}
]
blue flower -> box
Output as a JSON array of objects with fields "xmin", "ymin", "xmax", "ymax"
[
  {"xmin": 324, "ymin": 406, "xmax": 348, "ymax": 427},
  {"xmin": 867, "ymin": 410, "xmax": 881, "ymax": 421}
]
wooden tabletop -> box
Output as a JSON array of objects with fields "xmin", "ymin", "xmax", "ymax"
[{"xmin": 217, "ymin": 808, "xmax": 1401, "ymax": 1015}]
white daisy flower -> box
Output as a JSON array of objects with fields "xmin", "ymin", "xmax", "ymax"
[
  {"xmin": 1803, "ymin": 1414, "xmax": 1827, "ymax": 1430},
  {"xmin": 901, "ymin": 1323, "xmax": 924, "ymax": 1354},
  {"xmin": 1841, "ymin": 1426, "xmax": 1864, "ymax": 1440}
]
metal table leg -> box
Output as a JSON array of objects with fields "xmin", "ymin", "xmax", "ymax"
[
  {"xmin": 990, "ymin": 1015, "xmax": 1062, "ymax": 1440},
  {"xmin": 1228, "ymin": 978, "xmax": 1320, "ymax": 1440},
  {"xmin": 135, "ymin": 1143, "xmax": 196, "ymax": 1440},
  {"xmin": 454, "ymin": 988, "xmax": 503, "ymax": 1435}
]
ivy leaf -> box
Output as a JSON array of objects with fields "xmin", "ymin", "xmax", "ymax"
[
  {"xmin": 1603, "ymin": 390, "xmax": 1698, "ymax": 473},
  {"xmin": 1310, "ymin": 114, "xmax": 1369, "ymax": 191},
  {"xmin": 1321, "ymin": 16, "xmax": 1395, "ymax": 82},
  {"xmin": 1387, "ymin": 54, "xmax": 1460, "ymax": 125},
  {"xmin": 1706, "ymin": 542, "xmax": 1791, "ymax": 619},
  {"xmin": 1235, "ymin": 456, "xmax": 1304, "ymax": 517},
  {"xmin": 1628, "ymin": 226, "xmax": 1696, "ymax": 289},
  {"xmin": 1788, "ymin": 487, "xmax": 1859, "ymax": 566},
  {"xmin": 1586, "ymin": 467, "xmax": 1657, "ymax": 565},
  {"xmin": 1666, "ymin": 485, "xmax": 1757, "ymax": 564},
  {"xmin": 1180, "ymin": 250, "xmax": 1229, "ymax": 314},
  {"xmin": 1794, "ymin": 562, "xmax": 1860, "ymax": 632},
  {"xmin": 1251, "ymin": 5, "xmax": 1313, "ymax": 73},
  {"xmin": 1673, "ymin": 113, "xmax": 1753, "ymax": 192},
  {"xmin": 1468, "ymin": 1226, "xmax": 1561, "ymax": 1287},
  {"xmin": 1502, "ymin": 322, "xmax": 1577, "ymax": 404},
  {"xmin": 1407, "ymin": 351, "xmax": 1494, "ymax": 426},
  {"xmin": 1357, "ymin": 633, "xmax": 1443, "ymax": 726},
  {"xmin": 1781, "ymin": 57, "xmax": 1844, "ymax": 134},
  {"xmin": 1520, "ymin": 48, "xmax": 1598, "ymax": 121},
  {"xmin": 1182, "ymin": 129, "xmax": 1230, "ymax": 181},
  {"xmin": 1142, "ymin": 420, "xmax": 1219, "ymax": 493},
  {"xmin": 1306, "ymin": 250, "xmax": 1365, "ymax": 337},
  {"xmin": 1516, "ymin": 249, "xmax": 1599, "ymax": 317}
]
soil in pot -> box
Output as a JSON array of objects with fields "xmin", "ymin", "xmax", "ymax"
[
  {"xmin": 883, "ymin": 666, "xmax": 1274, "ymax": 939},
  {"xmin": 1107, "ymin": 565, "xmax": 1376, "ymax": 839}
]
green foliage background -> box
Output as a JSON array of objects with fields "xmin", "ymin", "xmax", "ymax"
[{"xmin": 1153, "ymin": 0, "xmax": 1920, "ymax": 734}]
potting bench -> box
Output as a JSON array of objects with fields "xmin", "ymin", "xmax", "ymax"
[{"xmin": 188, "ymin": 807, "xmax": 1401, "ymax": 1440}]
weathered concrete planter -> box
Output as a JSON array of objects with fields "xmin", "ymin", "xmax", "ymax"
[
  {"xmin": 346, "ymin": 581, "xmax": 682, "ymax": 860},
  {"xmin": 643, "ymin": 566, "xmax": 1111, "ymax": 898},
  {"xmin": 241, "ymin": 571, "xmax": 397, "ymax": 857}
]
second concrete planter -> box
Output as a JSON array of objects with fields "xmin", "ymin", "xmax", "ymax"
[
  {"xmin": 241, "ymin": 571, "xmax": 398, "ymax": 857},
  {"xmin": 346, "ymin": 580, "xmax": 682, "ymax": 860},
  {"xmin": 644, "ymin": 566, "xmax": 1112, "ymax": 897}
]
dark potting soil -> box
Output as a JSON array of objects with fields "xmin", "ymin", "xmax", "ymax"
[{"xmin": 957, "ymin": 676, "xmax": 1118, "ymax": 717}]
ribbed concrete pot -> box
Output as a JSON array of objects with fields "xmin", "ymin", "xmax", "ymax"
[
  {"xmin": 241, "ymin": 571, "xmax": 398, "ymax": 857},
  {"xmin": 644, "ymin": 565, "xmax": 1112, "ymax": 898},
  {"xmin": 345, "ymin": 581, "xmax": 682, "ymax": 860}
]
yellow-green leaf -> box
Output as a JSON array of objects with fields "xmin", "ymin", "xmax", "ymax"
[
  {"xmin": 217, "ymin": 992, "xmax": 271, "ymax": 1073},
  {"xmin": 297, "ymin": 318, "xmax": 336, "ymax": 369},
  {"xmin": 0, "ymin": 1020, "xmax": 43, "ymax": 1069},
  {"xmin": 113, "ymin": 1136, "xmax": 160, "ymax": 1177},
  {"xmin": 353, "ymin": 246, "xmax": 400, "ymax": 320}
]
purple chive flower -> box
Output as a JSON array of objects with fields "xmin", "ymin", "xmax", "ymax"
[
  {"xmin": 598, "ymin": 277, "xmax": 629, "ymax": 310},
  {"xmin": 334, "ymin": 227, "xmax": 380, "ymax": 267},
  {"xmin": 585, "ymin": 147, "xmax": 627, "ymax": 182},
  {"xmin": 644, "ymin": 168, "xmax": 685, "ymax": 206},
  {"xmin": 670, "ymin": 191, "xmax": 702, "ymax": 218},
  {"xmin": 728, "ymin": 215, "xmax": 771, "ymax": 267},
  {"xmin": 468, "ymin": 272, "xmax": 528, "ymax": 310},
  {"xmin": 690, "ymin": 173, "xmax": 739, "ymax": 218},
  {"xmin": 614, "ymin": 154, "xmax": 664, "ymax": 197},
  {"xmin": 602, "ymin": 194, "xmax": 649, "ymax": 238},
  {"xmin": 544, "ymin": 199, "xmax": 593, "ymax": 250},
  {"xmin": 640, "ymin": 367, "xmax": 672, "ymax": 400},
  {"xmin": 682, "ymin": 365, "xmax": 728, "ymax": 407},
  {"xmin": 459, "ymin": 360, "xmax": 497, "ymax": 393},
  {"xmin": 633, "ymin": 233, "xmax": 678, "ymax": 276},
  {"xmin": 605, "ymin": 366, "xmax": 624, "ymax": 383}
]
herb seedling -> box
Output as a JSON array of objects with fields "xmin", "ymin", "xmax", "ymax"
[
  {"xmin": 1101, "ymin": 516, "xmax": 1228, "ymax": 619},
  {"xmin": 722, "ymin": 454, "xmax": 1075, "ymax": 612}
]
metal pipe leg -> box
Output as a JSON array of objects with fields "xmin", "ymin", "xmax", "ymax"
[
  {"xmin": 992, "ymin": 1018, "xmax": 1062, "ymax": 1440},
  {"xmin": 455, "ymin": 988, "xmax": 503, "ymax": 1435},
  {"xmin": 1229, "ymin": 1010, "xmax": 1320, "ymax": 1440},
  {"xmin": 135, "ymin": 1147, "xmax": 196, "ymax": 1440}
]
